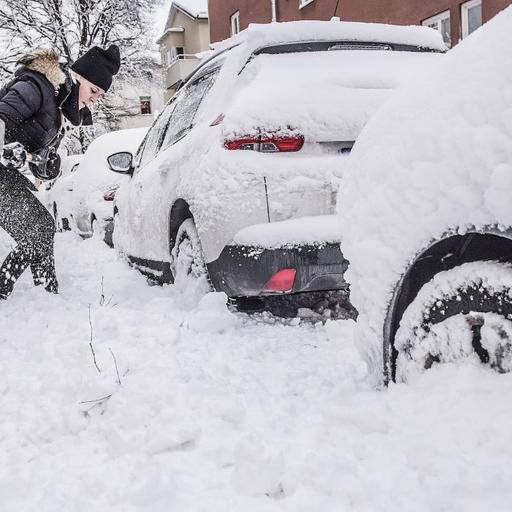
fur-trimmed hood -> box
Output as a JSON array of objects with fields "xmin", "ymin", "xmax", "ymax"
[{"xmin": 17, "ymin": 48, "xmax": 67, "ymax": 91}]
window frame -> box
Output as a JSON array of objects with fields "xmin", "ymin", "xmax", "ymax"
[
  {"xmin": 139, "ymin": 95, "xmax": 152, "ymax": 115},
  {"xmin": 135, "ymin": 66, "xmax": 221, "ymax": 171},
  {"xmin": 422, "ymin": 10, "xmax": 451, "ymax": 48},
  {"xmin": 461, "ymin": 0, "xmax": 482, "ymax": 39},
  {"xmin": 230, "ymin": 11, "xmax": 240, "ymax": 36},
  {"xmin": 160, "ymin": 67, "xmax": 221, "ymax": 151}
]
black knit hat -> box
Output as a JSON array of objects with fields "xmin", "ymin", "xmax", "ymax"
[{"xmin": 71, "ymin": 45, "xmax": 120, "ymax": 92}]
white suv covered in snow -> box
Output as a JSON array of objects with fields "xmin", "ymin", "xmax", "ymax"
[
  {"xmin": 109, "ymin": 20, "xmax": 444, "ymax": 312},
  {"xmin": 339, "ymin": 8, "xmax": 512, "ymax": 382},
  {"xmin": 71, "ymin": 128, "xmax": 147, "ymax": 246}
]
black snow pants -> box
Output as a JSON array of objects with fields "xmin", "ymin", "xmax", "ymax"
[{"xmin": 0, "ymin": 164, "xmax": 58, "ymax": 299}]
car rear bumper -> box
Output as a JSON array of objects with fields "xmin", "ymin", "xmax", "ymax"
[{"xmin": 206, "ymin": 242, "xmax": 348, "ymax": 297}]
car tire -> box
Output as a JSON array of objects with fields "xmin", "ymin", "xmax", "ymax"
[
  {"xmin": 394, "ymin": 261, "xmax": 512, "ymax": 381},
  {"xmin": 170, "ymin": 218, "xmax": 212, "ymax": 291}
]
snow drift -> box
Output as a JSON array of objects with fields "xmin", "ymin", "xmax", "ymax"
[{"xmin": 338, "ymin": 7, "xmax": 512, "ymax": 380}]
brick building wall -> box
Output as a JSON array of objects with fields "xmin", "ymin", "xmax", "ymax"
[{"xmin": 208, "ymin": 0, "xmax": 512, "ymax": 46}]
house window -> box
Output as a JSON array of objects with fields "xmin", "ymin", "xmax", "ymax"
[
  {"xmin": 165, "ymin": 47, "xmax": 185, "ymax": 66},
  {"xmin": 230, "ymin": 11, "xmax": 240, "ymax": 36},
  {"xmin": 461, "ymin": 0, "xmax": 482, "ymax": 38},
  {"xmin": 422, "ymin": 10, "xmax": 451, "ymax": 48},
  {"xmin": 299, "ymin": 0, "xmax": 315, "ymax": 8},
  {"xmin": 140, "ymin": 96, "xmax": 151, "ymax": 115},
  {"xmin": 173, "ymin": 46, "xmax": 185, "ymax": 59}
]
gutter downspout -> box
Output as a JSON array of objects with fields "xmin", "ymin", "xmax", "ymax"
[{"xmin": 271, "ymin": 0, "xmax": 277, "ymax": 22}]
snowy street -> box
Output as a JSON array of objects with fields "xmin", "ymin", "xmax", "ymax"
[{"xmin": 1, "ymin": 231, "xmax": 511, "ymax": 511}]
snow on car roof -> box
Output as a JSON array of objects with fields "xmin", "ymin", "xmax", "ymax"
[
  {"xmin": 214, "ymin": 19, "xmax": 447, "ymax": 53},
  {"xmin": 337, "ymin": 6, "xmax": 512, "ymax": 379}
]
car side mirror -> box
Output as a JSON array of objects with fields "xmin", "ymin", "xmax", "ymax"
[{"xmin": 107, "ymin": 152, "xmax": 134, "ymax": 175}]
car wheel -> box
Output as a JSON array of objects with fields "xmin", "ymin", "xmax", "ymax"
[
  {"xmin": 103, "ymin": 218, "xmax": 114, "ymax": 248},
  {"xmin": 170, "ymin": 218, "xmax": 212, "ymax": 291},
  {"xmin": 394, "ymin": 261, "xmax": 512, "ymax": 381}
]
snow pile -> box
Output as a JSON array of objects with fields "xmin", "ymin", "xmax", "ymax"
[
  {"xmin": 223, "ymin": 50, "xmax": 439, "ymax": 143},
  {"xmin": 338, "ymin": 7, "xmax": 512, "ymax": 379},
  {"xmin": 232, "ymin": 215, "xmax": 341, "ymax": 247},
  {"xmin": 1, "ymin": 233, "xmax": 512, "ymax": 509},
  {"xmin": 60, "ymin": 154, "xmax": 84, "ymax": 177}
]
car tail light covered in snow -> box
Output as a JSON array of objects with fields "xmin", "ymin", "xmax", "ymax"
[
  {"xmin": 263, "ymin": 268, "xmax": 297, "ymax": 293},
  {"xmin": 103, "ymin": 188, "xmax": 118, "ymax": 201},
  {"xmin": 225, "ymin": 134, "xmax": 304, "ymax": 153}
]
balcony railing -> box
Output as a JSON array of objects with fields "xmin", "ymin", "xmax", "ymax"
[{"xmin": 164, "ymin": 54, "xmax": 202, "ymax": 90}]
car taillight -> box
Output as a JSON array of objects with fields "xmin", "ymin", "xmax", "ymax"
[
  {"xmin": 263, "ymin": 268, "xmax": 297, "ymax": 294},
  {"xmin": 103, "ymin": 189, "xmax": 117, "ymax": 201},
  {"xmin": 225, "ymin": 135, "xmax": 304, "ymax": 153}
]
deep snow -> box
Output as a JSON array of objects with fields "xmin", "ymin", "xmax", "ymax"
[
  {"xmin": 337, "ymin": 7, "xmax": 512, "ymax": 379},
  {"xmin": 1, "ymin": 231, "xmax": 512, "ymax": 510}
]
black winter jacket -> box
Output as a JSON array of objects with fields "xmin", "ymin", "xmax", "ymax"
[{"xmin": 0, "ymin": 49, "xmax": 92, "ymax": 154}]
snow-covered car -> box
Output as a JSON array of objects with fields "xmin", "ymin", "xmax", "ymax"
[
  {"xmin": 41, "ymin": 154, "xmax": 83, "ymax": 231},
  {"xmin": 338, "ymin": 7, "xmax": 512, "ymax": 382},
  {"xmin": 71, "ymin": 128, "xmax": 147, "ymax": 246},
  {"xmin": 110, "ymin": 21, "xmax": 444, "ymax": 311}
]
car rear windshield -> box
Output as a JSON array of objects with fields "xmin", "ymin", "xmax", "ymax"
[{"xmin": 254, "ymin": 40, "xmax": 444, "ymax": 55}]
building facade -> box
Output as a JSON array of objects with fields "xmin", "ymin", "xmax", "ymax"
[
  {"xmin": 209, "ymin": 0, "xmax": 512, "ymax": 47},
  {"xmin": 157, "ymin": 0, "xmax": 210, "ymax": 102}
]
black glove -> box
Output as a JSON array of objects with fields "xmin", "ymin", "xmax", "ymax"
[
  {"xmin": 1, "ymin": 142, "xmax": 27, "ymax": 171},
  {"xmin": 29, "ymin": 146, "xmax": 61, "ymax": 181}
]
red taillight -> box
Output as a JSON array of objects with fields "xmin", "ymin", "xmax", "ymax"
[
  {"xmin": 225, "ymin": 135, "xmax": 304, "ymax": 153},
  {"xmin": 103, "ymin": 189, "xmax": 117, "ymax": 201},
  {"xmin": 263, "ymin": 268, "xmax": 297, "ymax": 294}
]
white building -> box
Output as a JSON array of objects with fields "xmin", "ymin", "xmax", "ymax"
[{"xmin": 156, "ymin": 0, "xmax": 210, "ymax": 102}]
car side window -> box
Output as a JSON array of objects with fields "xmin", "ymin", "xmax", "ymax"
[
  {"xmin": 160, "ymin": 69, "xmax": 219, "ymax": 150},
  {"xmin": 137, "ymin": 100, "xmax": 178, "ymax": 169}
]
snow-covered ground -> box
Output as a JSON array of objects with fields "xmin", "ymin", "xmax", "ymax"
[{"xmin": 1, "ymin": 232, "xmax": 512, "ymax": 511}]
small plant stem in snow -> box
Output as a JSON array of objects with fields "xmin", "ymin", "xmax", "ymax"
[
  {"xmin": 88, "ymin": 304, "xmax": 101, "ymax": 373},
  {"xmin": 109, "ymin": 347, "xmax": 122, "ymax": 386}
]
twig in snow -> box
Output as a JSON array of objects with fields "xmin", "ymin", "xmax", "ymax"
[
  {"xmin": 88, "ymin": 304, "xmax": 101, "ymax": 373},
  {"xmin": 99, "ymin": 276, "xmax": 105, "ymax": 306},
  {"xmin": 79, "ymin": 394, "xmax": 112, "ymax": 405},
  {"xmin": 109, "ymin": 347, "xmax": 122, "ymax": 386},
  {"xmin": 99, "ymin": 276, "xmax": 115, "ymax": 307}
]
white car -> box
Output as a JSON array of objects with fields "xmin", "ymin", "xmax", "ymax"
[
  {"xmin": 71, "ymin": 128, "xmax": 147, "ymax": 246},
  {"xmin": 109, "ymin": 20, "xmax": 445, "ymax": 314},
  {"xmin": 338, "ymin": 8, "xmax": 512, "ymax": 382},
  {"xmin": 41, "ymin": 154, "xmax": 83, "ymax": 231}
]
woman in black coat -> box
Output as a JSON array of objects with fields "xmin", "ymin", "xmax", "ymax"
[{"xmin": 0, "ymin": 45, "xmax": 120, "ymax": 300}]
